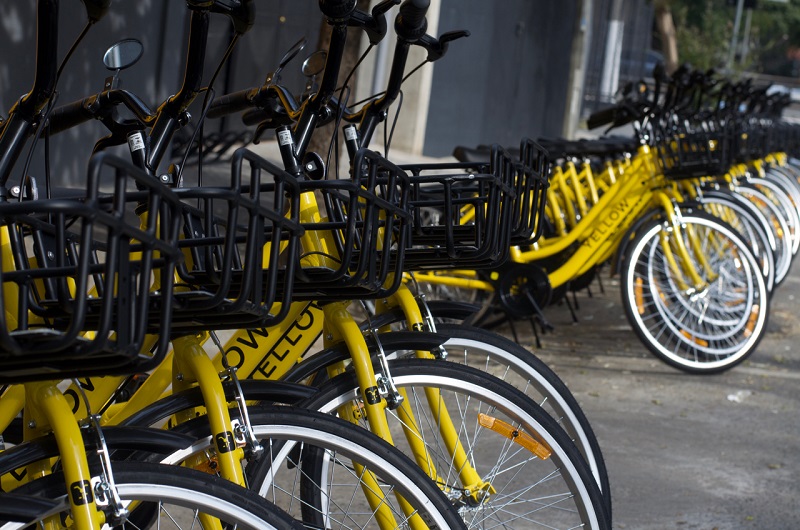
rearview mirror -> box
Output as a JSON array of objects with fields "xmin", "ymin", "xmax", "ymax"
[{"xmin": 103, "ymin": 38, "xmax": 144, "ymax": 71}]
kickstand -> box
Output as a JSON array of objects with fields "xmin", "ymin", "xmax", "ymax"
[
  {"xmin": 572, "ymin": 289, "xmax": 580, "ymax": 311},
  {"xmin": 506, "ymin": 315, "xmax": 520, "ymax": 343},
  {"xmin": 525, "ymin": 292, "xmax": 555, "ymax": 349},
  {"xmin": 596, "ymin": 272, "xmax": 605, "ymax": 294},
  {"xmin": 528, "ymin": 317, "xmax": 541, "ymax": 349},
  {"xmin": 564, "ymin": 293, "xmax": 579, "ymax": 323}
]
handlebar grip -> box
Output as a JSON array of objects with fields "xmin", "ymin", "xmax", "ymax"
[
  {"xmin": 319, "ymin": 0, "xmax": 357, "ymax": 20},
  {"xmin": 207, "ymin": 89, "xmax": 254, "ymax": 119},
  {"xmin": 242, "ymin": 108, "xmax": 269, "ymax": 126},
  {"xmin": 212, "ymin": 0, "xmax": 256, "ymax": 35},
  {"xmin": 47, "ymin": 99, "xmax": 93, "ymax": 135},
  {"xmin": 186, "ymin": 0, "xmax": 215, "ymax": 10},
  {"xmin": 396, "ymin": 0, "xmax": 429, "ymax": 41},
  {"xmin": 586, "ymin": 106, "xmax": 619, "ymax": 130}
]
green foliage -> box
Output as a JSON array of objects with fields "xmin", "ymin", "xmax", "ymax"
[
  {"xmin": 665, "ymin": 0, "xmax": 800, "ymax": 75},
  {"xmin": 672, "ymin": 0, "xmax": 731, "ymax": 70}
]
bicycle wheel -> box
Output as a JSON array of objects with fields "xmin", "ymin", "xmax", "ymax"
[
  {"xmin": 281, "ymin": 322, "xmax": 612, "ymax": 518},
  {"xmin": 1, "ymin": 461, "xmax": 301, "ymax": 529},
  {"xmin": 163, "ymin": 406, "xmax": 468, "ymax": 530},
  {"xmin": 698, "ymin": 189, "xmax": 777, "ymax": 292},
  {"xmin": 746, "ymin": 178, "xmax": 800, "ymax": 256},
  {"xmin": 0, "ymin": 403, "xmax": 464, "ymax": 529},
  {"xmin": 621, "ymin": 211, "xmax": 769, "ymax": 373},
  {"xmin": 764, "ymin": 165, "xmax": 800, "ymax": 223},
  {"xmin": 735, "ymin": 184, "xmax": 793, "ymax": 284},
  {"xmin": 299, "ymin": 358, "xmax": 610, "ymax": 530}
]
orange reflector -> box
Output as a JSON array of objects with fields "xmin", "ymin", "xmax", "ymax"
[
  {"xmin": 478, "ymin": 413, "xmax": 551, "ymax": 460},
  {"xmin": 680, "ymin": 330, "xmax": 709, "ymax": 347},
  {"xmin": 744, "ymin": 304, "xmax": 760, "ymax": 338},
  {"xmin": 635, "ymin": 277, "xmax": 645, "ymax": 315}
]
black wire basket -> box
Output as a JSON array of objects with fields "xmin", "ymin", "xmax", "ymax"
[
  {"xmin": 169, "ymin": 147, "xmax": 304, "ymax": 331},
  {"xmin": 400, "ymin": 145, "xmax": 517, "ymax": 270},
  {"xmin": 288, "ymin": 148, "xmax": 411, "ymax": 301},
  {"xmin": 510, "ymin": 138, "xmax": 550, "ymax": 246},
  {"xmin": 0, "ymin": 153, "xmax": 183, "ymax": 383},
  {"xmin": 656, "ymin": 127, "xmax": 730, "ymax": 180},
  {"xmin": 732, "ymin": 119, "xmax": 775, "ymax": 163}
]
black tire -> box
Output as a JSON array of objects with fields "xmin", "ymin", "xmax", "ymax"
[
  {"xmin": 0, "ymin": 405, "xmax": 465, "ymax": 529},
  {"xmin": 2, "ymin": 461, "xmax": 302, "ymax": 529},
  {"xmin": 735, "ymin": 183, "xmax": 793, "ymax": 284},
  {"xmin": 747, "ymin": 176, "xmax": 800, "ymax": 255}
]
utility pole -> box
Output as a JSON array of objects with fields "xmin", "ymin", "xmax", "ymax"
[
  {"xmin": 726, "ymin": 0, "xmax": 745, "ymax": 71},
  {"xmin": 740, "ymin": 6, "xmax": 754, "ymax": 65},
  {"xmin": 563, "ymin": 0, "xmax": 593, "ymax": 138},
  {"xmin": 599, "ymin": 0, "xmax": 625, "ymax": 102}
]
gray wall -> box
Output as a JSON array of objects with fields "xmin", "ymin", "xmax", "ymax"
[
  {"xmin": 0, "ymin": 1, "xmax": 327, "ymax": 184},
  {"xmin": 0, "ymin": 0, "xmax": 186, "ymax": 185},
  {"xmin": 204, "ymin": 1, "xmax": 324, "ymax": 134},
  {"xmin": 4, "ymin": 2, "xmax": 639, "ymax": 178},
  {"xmin": 423, "ymin": 0, "xmax": 579, "ymax": 156}
]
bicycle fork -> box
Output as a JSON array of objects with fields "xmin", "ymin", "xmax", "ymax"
[
  {"xmin": 379, "ymin": 286, "xmax": 500, "ymax": 505},
  {"xmin": 23, "ymin": 381, "xmax": 105, "ymax": 529}
]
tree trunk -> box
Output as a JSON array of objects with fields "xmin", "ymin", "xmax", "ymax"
[
  {"xmin": 654, "ymin": 4, "xmax": 679, "ymax": 74},
  {"xmin": 307, "ymin": 0, "xmax": 371, "ymax": 165}
]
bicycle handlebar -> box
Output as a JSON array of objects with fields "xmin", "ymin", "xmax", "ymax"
[
  {"xmin": 47, "ymin": 98, "xmax": 93, "ymax": 134},
  {"xmin": 211, "ymin": 0, "xmax": 256, "ymax": 35},
  {"xmin": 349, "ymin": 0, "xmax": 400, "ymax": 45},
  {"xmin": 395, "ymin": 0, "xmax": 429, "ymax": 41},
  {"xmin": 47, "ymin": 89, "xmax": 156, "ymax": 135},
  {"xmin": 206, "ymin": 88, "xmax": 256, "ymax": 119},
  {"xmin": 417, "ymin": 30, "xmax": 470, "ymax": 62},
  {"xmin": 319, "ymin": 0, "xmax": 358, "ymax": 20},
  {"xmin": 205, "ymin": 0, "xmax": 466, "ymax": 154}
]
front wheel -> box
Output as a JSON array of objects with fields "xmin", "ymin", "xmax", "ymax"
[
  {"xmin": 2, "ymin": 461, "xmax": 301, "ymax": 530},
  {"xmin": 301, "ymin": 359, "xmax": 611, "ymax": 530},
  {"xmin": 621, "ymin": 211, "xmax": 769, "ymax": 373}
]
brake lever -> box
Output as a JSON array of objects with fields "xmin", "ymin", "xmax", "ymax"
[
  {"xmin": 417, "ymin": 30, "xmax": 469, "ymax": 62},
  {"xmin": 349, "ymin": 0, "xmax": 400, "ymax": 45},
  {"xmin": 373, "ymin": 0, "xmax": 400, "ymax": 17},
  {"xmin": 252, "ymin": 121, "xmax": 270, "ymax": 145}
]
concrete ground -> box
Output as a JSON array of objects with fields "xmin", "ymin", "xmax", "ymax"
[{"xmin": 492, "ymin": 264, "xmax": 800, "ymax": 529}]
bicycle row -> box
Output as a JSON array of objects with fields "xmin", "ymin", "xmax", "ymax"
[
  {"xmin": 416, "ymin": 63, "xmax": 800, "ymax": 375},
  {"xmin": 0, "ymin": 1, "xmax": 611, "ymax": 529}
]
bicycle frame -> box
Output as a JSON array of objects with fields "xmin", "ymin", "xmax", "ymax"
[{"xmin": 412, "ymin": 145, "xmax": 713, "ymax": 300}]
